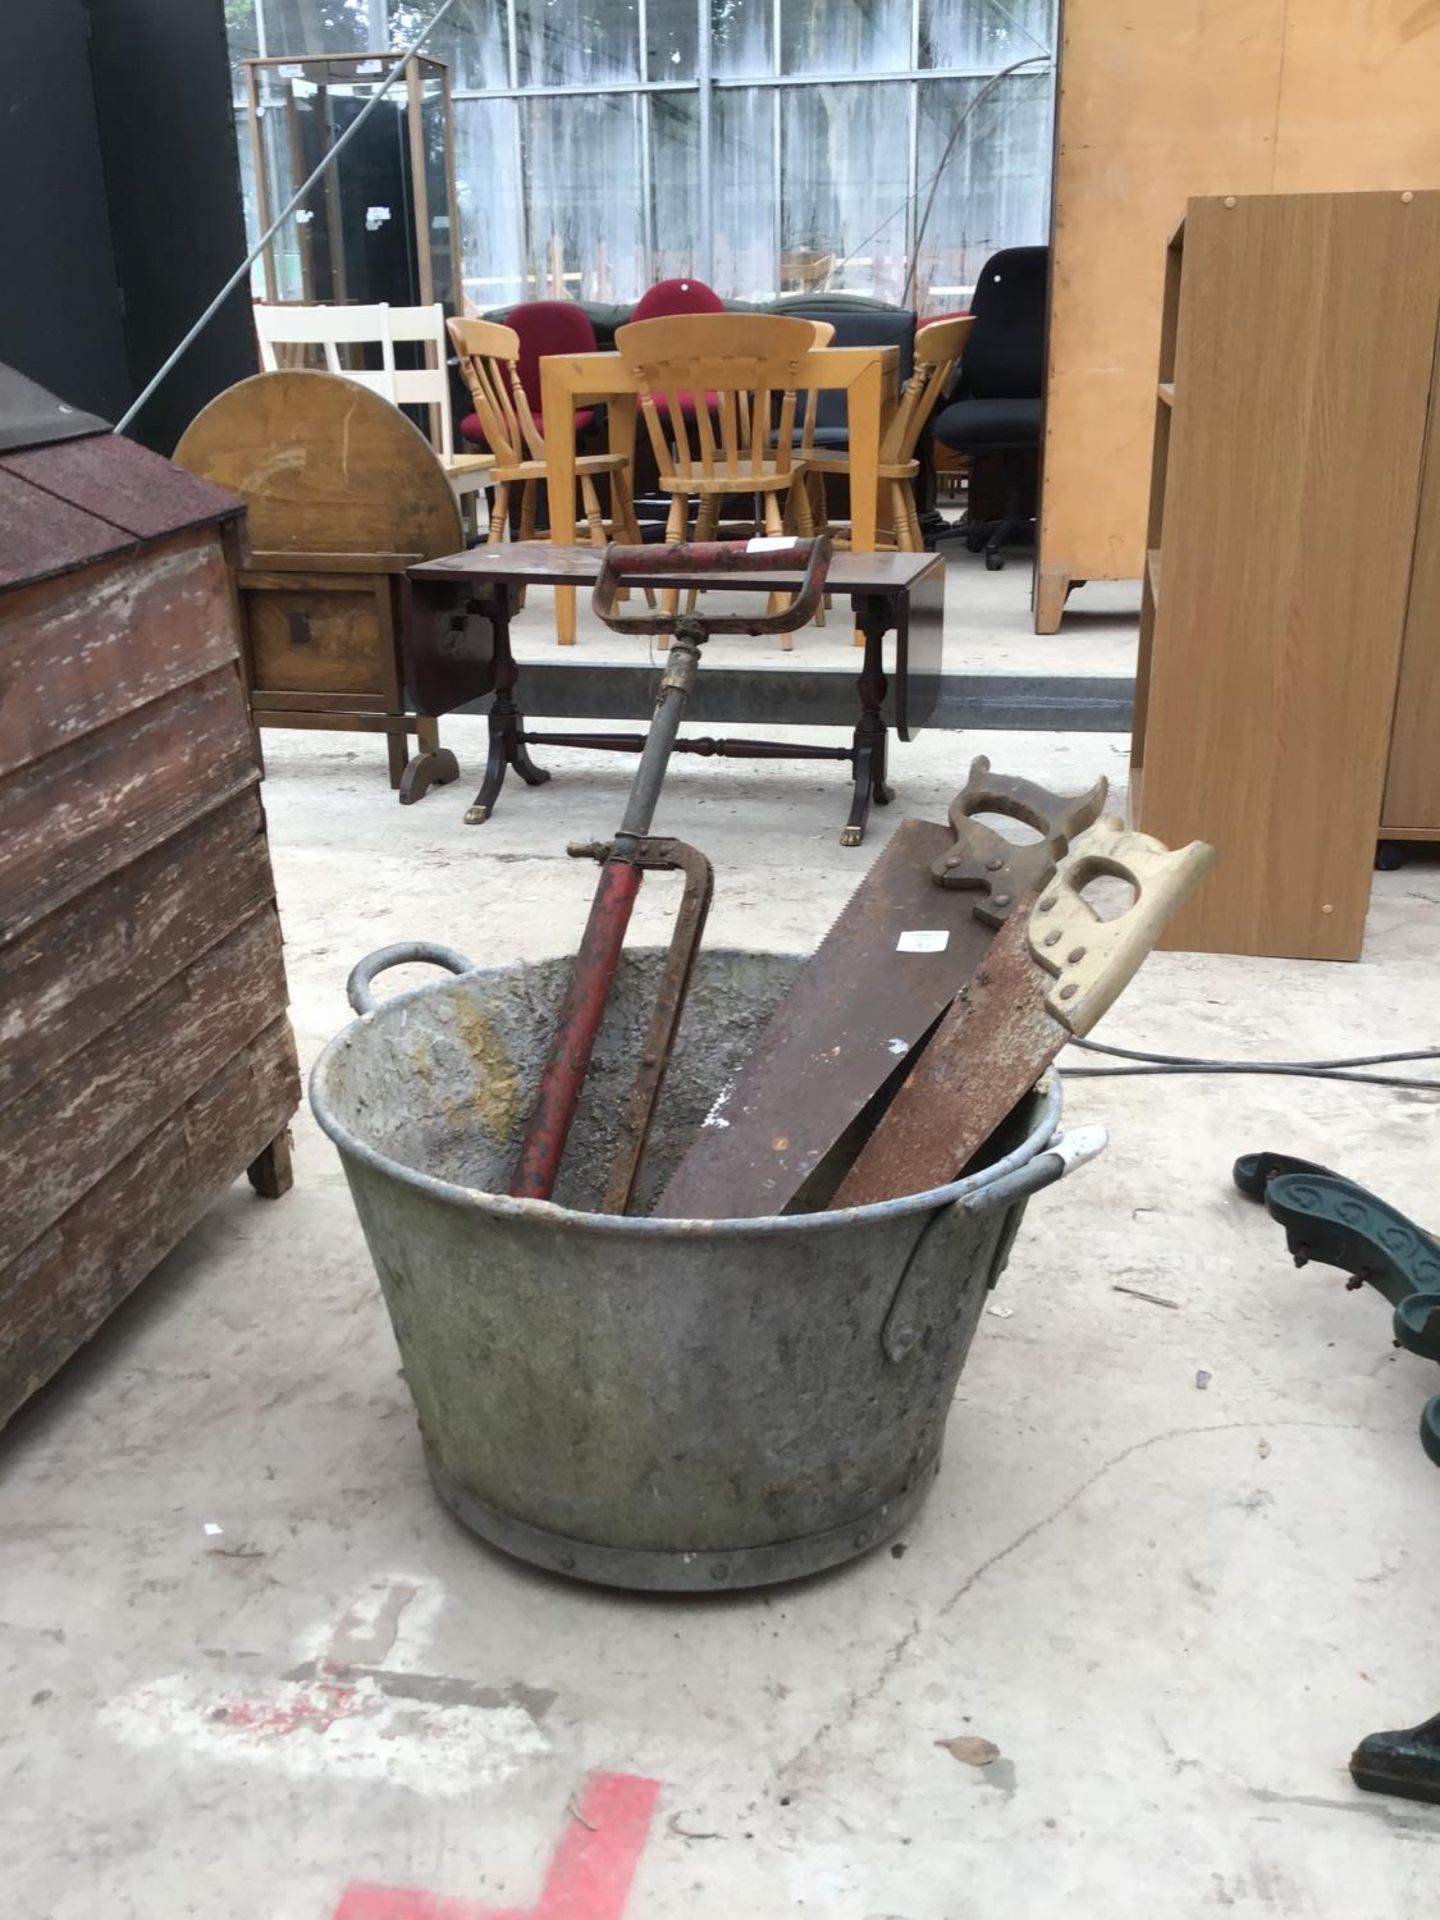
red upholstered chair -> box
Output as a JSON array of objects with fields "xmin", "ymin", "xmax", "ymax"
[
  {"xmin": 460, "ymin": 300, "xmax": 601, "ymax": 448},
  {"xmin": 632, "ymin": 277, "xmax": 726, "ymax": 322},
  {"xmin": 630, "ymin": 279, "xmax": 727, "ymax": 420}
]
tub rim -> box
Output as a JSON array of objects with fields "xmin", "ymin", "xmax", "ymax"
[{"xmin": 308, "ymin": 947, "xmax": 1065, "ymax": 1240}]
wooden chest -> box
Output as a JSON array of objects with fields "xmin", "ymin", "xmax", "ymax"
[{"xmin": 0, "ymin": 371, "xmax": 300, "ymax": 1428}]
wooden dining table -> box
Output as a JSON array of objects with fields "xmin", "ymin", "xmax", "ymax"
[{"xmin": 539, "ymin": 342, "xmax": 901, "ymax": 643}]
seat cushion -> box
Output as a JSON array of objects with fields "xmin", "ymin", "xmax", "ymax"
[
  {"xmin": 788, "ymin": 423, "xmax": 852, "ymax": 452},
  {"xmin": 461, "ymin": 406, "xmax": 597, "ymax": 449},
  {"xmin": 931, "ymin": 396, "xmax": 1041, "ymax": 454}
]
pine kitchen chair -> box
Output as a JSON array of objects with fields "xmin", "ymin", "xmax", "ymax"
[
  {"xmin": 613, "ymin": 312, "xmax": 833, "ymax": 644},
  {"xmin": 805, "ymin": 313, "xmax": 974, "ymax": 555},
  {"xmin": 448, "ymin": 315, "xmax": 649, "ymax": 643}
]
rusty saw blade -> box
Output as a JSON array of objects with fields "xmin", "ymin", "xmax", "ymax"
[
  {"xmin": 652, "ymin": 757, "xmax": 1108, "ymax": 1220},
  {"xmin": 832, "ymin": 817, "xmax": 1216, "ymax": 1209}
]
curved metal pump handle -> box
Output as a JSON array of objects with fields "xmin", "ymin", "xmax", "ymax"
[{"xmin": 592, "ymin": 536, "xmax": 832, "ymax": 638}]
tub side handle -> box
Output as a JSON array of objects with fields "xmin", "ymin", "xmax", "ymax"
[
  {"xmin": 347, "ymin": 942, "xmax": 479, "ymax": 1015},
  {"xmin": 958, "ymin": 1124, "xmax": 1108, "ymax": 1215},
  {"xmin": 881, "ymin": 1126, "xmax": 1107, "ymax": 1363}
]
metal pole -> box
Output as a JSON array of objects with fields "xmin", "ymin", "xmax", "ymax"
[
  {"xmin": 696, "ymin": 0, "xmax": 713, "ymax": 281},
  {"xmin": 770, "ymin": 0, "xmax": 781, "ymax": 294},
  {"xmin": 113, "ymin": 0, "xmax": 462, "ymax": 437},
  {"xmin": 904, "ymin": 0, "xmax": 920, "ymax": 298},
  {"xmin": 638, "ymin": 0, "xmax": 656, "ymax": 282},
  {"xmin": 615, "ymin": 634, "xmax": 702, "ymax": 848}
]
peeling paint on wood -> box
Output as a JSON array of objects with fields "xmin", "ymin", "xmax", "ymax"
[
  {"xmin": 1, "ymin": 909, "xmax": 291, "ymax": 1258},
  {"xmin": 0, "ymin": 452, "xmax": 297, "ymax": 1432},
  {"xmin": 0, "ymin": 1018, "xmax": 298, "ymax": 1425},
  {"xmin": 0, "ymin": 664, "xmax": 258, "ymax": 944},
  {"xmin": 0, "ymin": 792, "xmax": 274, "ymax": 1107},
  {"xmin": 0, "ymin": 533, "xmax": 240, "ymax": 778}
]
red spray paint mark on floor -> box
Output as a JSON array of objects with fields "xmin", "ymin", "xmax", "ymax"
[
  {"xmin": 334, "ymin": 1770, "xmax": 661, "ymax": 1920},
  {"xmin": 222, "ymin": 1671, "xmax": 366, "ymax": 1738}
]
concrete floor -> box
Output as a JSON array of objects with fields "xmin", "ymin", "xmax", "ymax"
[{"xmin": 4, "ymin": 553, "xmax": 1439, "ymax": 1917}]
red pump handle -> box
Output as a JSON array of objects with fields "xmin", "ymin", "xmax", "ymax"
[{"xmin": 592, "ymin": 535, "xmax": 832, "ymax": 637}]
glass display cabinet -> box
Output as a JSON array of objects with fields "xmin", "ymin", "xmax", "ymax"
[{"xmin": 243, "ymin": 50, "xmax": 462, "ymax": 311}]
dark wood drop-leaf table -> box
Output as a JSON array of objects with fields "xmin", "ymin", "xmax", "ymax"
[{"xmin": 400, "ymin": 545, "xmax": 944, "ymax": 846}]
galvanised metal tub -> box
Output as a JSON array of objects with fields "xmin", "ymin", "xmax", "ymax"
[{"xmin": 311, "ymin": 943, "xmax": 1102, "ymax": 1592}]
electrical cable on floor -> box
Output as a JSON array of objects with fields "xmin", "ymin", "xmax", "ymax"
[{"xmin": 1064, "ymin": 1037, "xmax": 1440, "ymax": 1092}]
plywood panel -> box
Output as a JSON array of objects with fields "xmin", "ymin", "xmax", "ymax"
[
  {"xmin": 1041, "ymin": 0, "xmax": 1440, "ymax": 612},
  {"xmin": 1040, "ymin": 1, "xmax": 1283, "ymax": 600},
  {"xmin": 1382, "ymin": 344, "xmax": 1440, "ymax": 833},
  {"xmin": 1138, "ymin": 193, "xmax": 1440, "ymax": 958},
  {"xmin": 1274, "ymin": 0, "xmax": 1440, "ymax": 189}
]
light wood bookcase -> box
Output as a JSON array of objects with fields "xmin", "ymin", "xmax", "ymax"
[{"xmin": 1133, "ymin": 191, "xmax": 1440, "ymax": 961}]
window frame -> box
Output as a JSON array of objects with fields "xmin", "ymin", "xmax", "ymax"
[{"xmin": 233, "ymin": 0, "xmax": 1057, "ymax": 309}]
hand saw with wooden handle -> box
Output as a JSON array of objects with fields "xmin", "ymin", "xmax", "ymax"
[
  {"xmin": 831, "ymin": 817, "xmax": 1217, "ymax": 1209},
  {"xmin": 652, "ymin": 757, "xmax": 1108, "ymax": 1220}
]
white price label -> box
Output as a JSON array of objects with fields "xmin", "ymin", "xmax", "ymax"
[
  {"xmin": 896, "ymin": 930, "xmax": 949, "ymax": 953},
  {"xmin": 746, "ymin": 535, "xmax": 795, "ymax": 552}
]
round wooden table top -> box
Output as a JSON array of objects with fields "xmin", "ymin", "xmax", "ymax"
[{"xmin": 173, "ymin": 369, "xmax": 463, "ymax": 560}]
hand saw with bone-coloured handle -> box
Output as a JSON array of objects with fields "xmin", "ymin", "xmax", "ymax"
[
  {"xmin": 831, "ymin": 817, "xmax": 1217, "ymax": 1209},
  {"xmin": 652, "ymin": 757, "xmax": 1108, "ymax": 1220}
]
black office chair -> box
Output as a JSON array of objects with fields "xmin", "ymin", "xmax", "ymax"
[{"xmin": 931, "ymin": 245, "xmax": 1048, "ymax": 569}]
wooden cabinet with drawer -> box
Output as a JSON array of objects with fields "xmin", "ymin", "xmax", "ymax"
[{"xmin": 174, "ymin": 369, "xmax": 466, "ymax": 792}]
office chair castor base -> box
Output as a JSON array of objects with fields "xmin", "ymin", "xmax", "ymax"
[
  {"xmin": 1374, "ymin": 841, "xmax": 1408, "ymax": 871},
  {"xmin": 964, "ymin": 526, "xmax": 987, "ymax": 553},
  {"xmin": 984, "ymin": 549, "xmax": 1005, "ymax": 571}
]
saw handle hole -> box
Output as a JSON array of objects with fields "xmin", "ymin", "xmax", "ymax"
[
  {"xmin": 968, "ymin": 810, "xmax": 1044, "ymax": 846},
  {"xmin": 1076, "ymin": 870, "xmax": 1138, "ymax": 921}
]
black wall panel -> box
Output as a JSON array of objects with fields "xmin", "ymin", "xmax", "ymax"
[
  {"xmin": 0, "ymin": 0, "xmax": 255, "ymax": 450},
  {"xmin": 0, "ymin": 0, "xmax": 130, "ymax": 422},
  {"xmin": 86, "ymin": 0, "xmax": 257, "ymax": 451}
]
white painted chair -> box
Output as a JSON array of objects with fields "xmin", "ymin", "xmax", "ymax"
[
  {"xmin": 253, "ymin": 302, "xmax": 492, "ymax": 513},
  {"xmin": 254, "ymin": 301, "xmax": 393, "ymax": 389}
]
